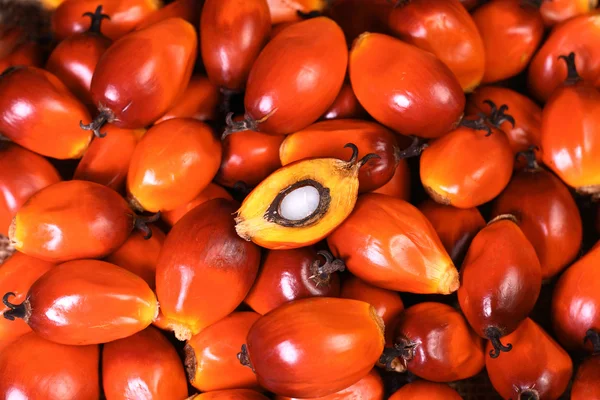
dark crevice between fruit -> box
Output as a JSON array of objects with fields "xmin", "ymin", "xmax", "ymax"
[
  {"xmin": 82, "ymin": 5, "xmax": 110, "ymax": 35},
  {"xmin": 264, "ymin": 179, "xmax": 332, "ymax": 228},
  {"xmin": 134, "ymin": 212, "xmax": 161, "ymax": 239},
  {"xmin": 80, "ymin": 109, "xmax": 114, "ymax": 138},
  {"xmin": 379, "ymin": 337, "xmax": 418, "ymax": 372},
  {"xmin": 2, "ymin": 292, "xmax": 30, "ymax": 321},
  {"xmin": 219, "ymin": 89, "xmax": 242, "ymax": 125},
  {"xmin": 296, "ymin": 10, "xmax": 322, "ymax": 19},
  {"xmin": 558, "ymin": 52, "xmax": 581, "ymax": 86},
  {"xmin": 310, "ymin": 250, "xmax": 346, "ymax": 287},
  {"xmin": 230, "ymin": 181, "xmax": 253, "ymax": 203},
  {"xmin": 520, "ymin": 0, "xmax": 543, "ymax": 9},
  {"xmin": 518, "ymin": 388, "xmax": 540, "ymax": 400},
  {"xmin": 584, "ymin": 329, "xmax": 600, "ymax": 354},
  {"xmin": 390, "ymin": 0, "xmax": 411, "ymax": 7},
  {"xmin": 484, "ymin": 100, "xmax": 515, "ymax": 129},
  {"xmin": 237, "ymin": 344, "xmax": 255, "ymax": 372},
  {"xmin": 516, "ymin": 146, "xmax": 540, "ymax": 171},
  {"xmin": 0, "ymin": 66, "xmax": 20, "ymax": 79},
  {"xmin": 486, "ymin": 326, "xmax": 513, "ymax": 358},
  {"xmin": 395, "ymin": 136, "xmax": 428, "ymax": 160}
]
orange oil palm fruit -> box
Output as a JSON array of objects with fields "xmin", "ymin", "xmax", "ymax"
[
  {"xmin": 155, "ymin": 75, "xmax": 220, "ymax": 124},
  {"xmin": 267, "ymin": 0, "xmax": 330, "ymax": 24},
  {"xmin": 371, "ymin": 161, "xmax": 411, "ymax": 201},
  {"xmin": 539, "ymin": 0, "xmax": 598, "ymax": 26},
  {"xmin": 161, "ymin": 183, "xmax": 233, "ymax": 226},
  {"xmin": 189, "ymin": 390, "xmax": 269, "ymax": 400},
  {"xmin": 389, "ymin": 381, "xmax": 462, "ymax": 400}
]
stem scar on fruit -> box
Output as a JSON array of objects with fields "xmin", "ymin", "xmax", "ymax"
[{"xmin": 234, "ymin": 143, "xmax": 380, "ymax": 250}]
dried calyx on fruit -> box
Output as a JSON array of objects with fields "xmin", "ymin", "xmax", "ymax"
[
  {"xmin": 460, "ymin": 100, "xmax": 515, "ymax": 136},
  {"xmin": 234, "ymin": 143, "xmax": 379, "ymax": 250}
]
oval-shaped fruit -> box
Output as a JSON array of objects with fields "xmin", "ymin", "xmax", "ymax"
[
  {"xmin": 105, "ymin": 224, "xmax": 165, "ymax": 289},
  {"xmin": 466, "ymin": 86, "xmax": 542, "ymax": 157},
  {"xmin": 528, "ymin": 13, "xmax": 600, "ymax": 102},
  {"xmin": 137, "ymin": 0, "xmax": 202, "ymax": 29},
  {"xmin": 420, "ymin": 116, "xmax": 513, "ymax": 208},
  {"xmin": 156, "ymin": 199, "xmax": 260, "ymax": 341},
  {"xmin": 418, "ymin": 199, "xmax": 485, "ymax": 264},
  {"xmin": 572, "ymin": 356, "xmax": 600, "ymax": 400},
  {"xmin": 541, "ymin": 53, "xmax": 600, "ymax": 193},
  {"xmin": 340, "ymin": 275, "xmax": 403, "ymax": 330},
  {"xmin": 267, "ymin": 0, "xmax": 329, "ymax": 24},
  {"xmin": 389, "ymin": 381, "xmax": 462, "ymax": 400},
  {"xmin": 322, "ymin": 83, "xmax": 367, "ymax": 120},
  {"xmin": 0, "ymin": 252, "xmax": 54, "ymax": 352},
  {"xmin": 0, "ymin": 66, "xmax": 92, "ymax": 159},
  {"xmin": 0, "ymin": 41, "xmax": 43, "ymax": 73},
  {"xmin": 185, "ymin": 312, "xmax": 261, "ymax": 392},
  {"xmin": 2, "ymin": 259, "xmax": 158, "ymax": 345},
  {"xmin": 189, "ymin": 390, "xmax": 269, "ymax": 400},
  {"xmin": 473, "ymin": 0, "xmax": 544, "ymax": 84},
  {"xmin": 0, "ymin": 332, "xmax": 100, "ymax": 399},
  {"xmin": 0, "ymin": 142, "xmax": 61, "ymax": 236},
  {"xmin": 280, "ymin": 119, "xmax": 404, "ymax": 192},
  {"xmin": 74, "ymin": 125, "xmax": 144, "ymax": 192},
  {"xmin": 52, "ymin": 0, "xmax": 160, "ymax": 40},
  {"xmin": 492, "ymin": 154, "xmax": 582, "ymax": 279},
  {"xmin": 127, "ymin": 118, "xmax": 222, "ymax": 212},
  {"xmin": 217, "ymin": 129, "xmax": 284, "ymax": 188},
  {"xmin": 155, "ymin": 75, "xmax": 220, "ymax": 123},
  {"xmin": 383, "ymin": 302, "xmax": 484, "ymax": 382},
  {"xmin": 243, "ymin": 297, "xmax": 385, "ymax": 398},
  {"xmin": 235, "ymin": 144, "xmax": 375, "ymax": 249},
  {"xmin": 274, "ymin": 369, "xmax": 384, "ymax": 400},
  {"xmin": 234, "ymin": 17, "xmax": 347, "ymax": 135},
  {"xmin": 552, "ymin": 243, "xmax": 600, "ymax": 353},
  {"xmin": 540, "ymin": 0, "xmax": 598, "ymax": 26},
  {"xmin": 328, "ymin": 193, "xmax": 458, "ymax": 294},
  {"xmin": 245, "ymin": 248, "xmax": 342, "ymax": 315},
  {"xmin": 10, "ymin": 180, "xmax": 136, "ymax": 262},
  {"xmin": 458, "ymin": 217, "xmax": 542, "ymax": 358},
  {"xmin": 103, "ymin": 326, "xmax": 188, "ymax": 400},
  {"xmin": 486, "ymin": 318, "xmax": 573, "ymax": 400},
  {"xmin": 161, "ymin": 183, "xmax": 233, "ymax": 226},
  {"xmin": 349, "ymin": 32, "xmax": 464, "ymax": 139},
  {"xmin": 45, "ymin": 6, "xmax": 112, "ymax": 109},
  {"xmin": 388, "ymin": 0, "xmax": 485, "ymax": 91},
  {"xmin": 371, "ymin": 161, "xmax": 411, "ymax": 201},
  {"xmin": 85, "ymin": 18, "xmax": 197, "ymax": 135},
  {"xmin": 201, "ymin": 0, "xmax": 270, "ymax": 90}
]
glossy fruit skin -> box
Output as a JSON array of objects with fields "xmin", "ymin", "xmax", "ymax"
[
  {"xmin": 388, "ymin": 0, "xmax": 485, "ymax": 92},
  {"xmin": 322, "ymin": 83, "xmax": 367, "ymax": 120},
  {"xmin": 74, "ymin": 125, "xmax": 144, "ymax": 192},
  {"xmin": 45, "ymin": 30, "xmax": 112, "ymax": 110},
  {"xmin": 529, "ymin": 13, "xmax": 600, "ymax": 102},
  {"xmin": 216, "ymin": 130, "xmax": 284, "ymax": 188},
  {"xmin": 371, "ymin": 161, "xmax": 411, "ymax": 201},
  {"xmin": 90, "ymin": 18, "xmax": 197, "ymax": 129},
  {"xmin": 0, "ymin": 67, "xmax": 92, "ymax": 159},
  {"xmin": 53, "ymin": 0, "xmax": 161, "ymax": 41},
  {"xmin": 391, "ymin": 302, "xmax": 485, "ymax": 382},
  {"xmin": 0, "ymin": 333, "xmax": 100, "ymax": 400},
  {"xmin": 137, "ymin": 0, "xmax": 202, "ymax": 29},
  {"xmin": 492, "ymin": 166, "xmax": 582, "ymax": 279},
  {"xmin": 155, "ymin": 75, "xmax": 220, "ymax": 123},
  {"xmin": 389, "ymin": 381, "xmax": 462, "ymax": 400},
  {"xmin": 486, "ymin": 318, "xmax": 573, "ymax": 400},
  {"xmin": 201, "ymin": 0, "xmax": 271, "ymax": 90},
  {"xmin": 473, "ymin": 0, "xmax": 544, "ymax": 84},
  {"xmin": 350, "ymin": 33, "xmax": 464, "ymax": 138},
  {"xmin": 552, "ymin": 244, "xmax": 600, "ymax": 352},
  {"xmin": 0, "ymin": 41, "xmax": 43, "ymax": 73},
  {"xmin": 0, "ymin": 252, "xmax": 54, "ymax": 352},
  {"xmin": 274, "ymin": 369, "xmax": 384, "ymax": 400},
  {"xmin": 156, "ymin": 199, "xmax": 260, "ymax": 340},
  {"xmin": 103, "ymin": 326, "xmax": 188, "ymax": 400},
  {"xmin": 467, "ymin": 86, "xmax": 542, "ymax": 157},
  {"xmin": 245, "ymin": 248, "xmax": 341, "ymax": 315},
  {"xmin": 161, "ymin": 183, "xmax": 233, "ymax": 226},
  {"xmin": 245, "ymin": 297, "xmax": 385, "ymax": 398},
  {"xmin": 418, "ymin": 199, "xmax": 485, "ymax": 264},
  {"xmin": 328, "ymin": 194, "xmax": 458, "ymax": 294},
  {"xmin": 190, "ymin": 390, "xmax": 270, "ymax": 400},
  {"xmin": 185, "ymin": 312, "xmax": 261, "ymax": 392},
  {"xmin": 280, "ymin": 119, "xmax": 402, "ymax": 192},
  {"xmin": 539, "ymin": 0, "xmax": 598, "ymax": 26},
  {"xmin": 541, "ymin": 75, "xmax": 600, "ymax": 191},
  {"xmin": 572, "ymin": 356, "xmax": 600, "ymax": 400},
  {"xmin": 267, "ymin": 0, "xmax": 329, "ymax": 24},
  {"xmin": 105, "ymin": 224, "xmax": 165, "ymax": 289},
  {"xmin": 243, "ymin": 17, "xmax": 347, "ymax": 135},
  {"xmin": 10, "ymin": 180, "xmax": 135, "ymax": 262},
  {"xmin": 420, "ymin": 123, "xmax": 513, "ymax": 208},
  {"xmin": 340, "ymin": 275, "xmax": 403, "ymax": 330},
  {"xmin": 0, "ymin": 142, "xmax": 61, "ymax": 236},
  {"xmin": 20, "ymin": 259, "xmax": 158, "ymax": 345},
  {"xmin": 127, "ymin": 118, "xmax": 222, "ymax": 212},
  {"xmin": 458, "ymin": 219, "xmax": 542, "ymax": 340}
]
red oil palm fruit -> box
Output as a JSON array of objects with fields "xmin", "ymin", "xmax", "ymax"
[
  {"xmin": 155, "ymin": 75, "xmax": 220, "ymax": 123},
  {"xmin": 572, "ymin": 355, "xmax": 600, "ymax": 400},
  {"xmin": 161, "ymin": 183, "xmax": 233, "ymax": 227},
  {"xmin": 322, "ymin": 83, "xmax": 367, "ymax": 120},
  {"xmin": 389, "ymin": 381, "xmax": 462, "ymax": 400}
]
